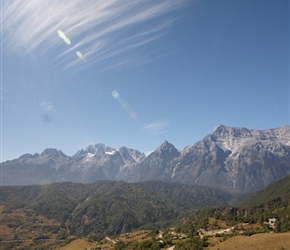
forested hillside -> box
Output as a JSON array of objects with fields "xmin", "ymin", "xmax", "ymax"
[
  {"xmin": 1, "ymin": 180, "xmax": 232, "ymax": 237},
  {"xmin": 180, "ymin": 174, "xmax": 290, "ymax": 234}
]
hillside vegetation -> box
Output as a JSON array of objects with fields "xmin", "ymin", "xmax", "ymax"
[
  {"xmin": 180, "ymin": 174, "xmax": 290, "ymax": 235},
  {"xmin": 1, "ymin": 176, "xmax": 290, "ymax": 249},
  {"xmin": 238, "ymin": 174, "xmax": 290, "ymax": 208},
  {"xmin": 0, "ymin": 180, "xmax": 232, "ymax": 238}
]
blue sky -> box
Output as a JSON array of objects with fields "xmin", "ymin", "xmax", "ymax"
[{"xmin": 1, "ymin": 0, "xmax": 289, "ymax": 162}]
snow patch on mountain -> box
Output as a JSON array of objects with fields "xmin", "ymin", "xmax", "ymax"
[{"xmin": 105, "ymin": 151, "xmax": 116, "ymax": 155}]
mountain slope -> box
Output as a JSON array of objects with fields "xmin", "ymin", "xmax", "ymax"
[
  {"xmin": 124, "ymin": 141, "xmax": 180, "ymax": 182},
  {"xmin": 155, "ymin": 125, "xmax": 290, "ymax": 192},
  {"xmin": 181, "ymin": 174, "xmax": 290, "ymax": 235},
  {"xmin": 0, "ymin": 181, "xmax": 232, "ymax": 236},
  {"xmin": 238, "ymin": 174, "xmax": 290, "ymax": 208},
  {"xmin": 1, "ymin": 125, "xmax": 289, "ymax": 193}
]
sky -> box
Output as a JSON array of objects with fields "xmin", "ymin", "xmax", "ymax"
[{"xmin": 1, "ymin": 0, "xmax": 289, "ymax": 162}]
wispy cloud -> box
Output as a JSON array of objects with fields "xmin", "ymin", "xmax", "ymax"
[
  {"xmin": 41, "ymin": 101, "xmax": 55, "ymax": 112},
  {"xmin": 2, "ymin": 0, "xmax": 189, "ymax": 71},
  {"xmin": 141, "ymin": 120, "xmax": 168, "ymax": 135}
]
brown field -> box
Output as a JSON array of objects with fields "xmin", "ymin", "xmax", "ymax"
[
  {"xmin": 207, "ymin": 232, "xmax": 290, "ymax": 250},
  {"xmin": 117, "ymin": 230, "xmax": 150, "ymax": 242},
  {"xmin": 59, "ymin": 230, "xmax": 150, "ymax": 250},
  {"xmin": 0, "ymin": 225, "xmax": 14, "ymax": 241},
  {"xmin": 56, "ymin": 239, "xmax": 102, "ymax": 250},
  {"xmin": 0, "ymin": 205, "xmax": 67, "ymax": 250},
  {"xmin": 208, "ymin": 217, "xmax": 228, "ymax": 229}
]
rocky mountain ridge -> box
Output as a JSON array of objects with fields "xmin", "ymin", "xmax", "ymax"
[{"xmin": 1, "ymin": 125, "xmax": 289, "ymax": 193}]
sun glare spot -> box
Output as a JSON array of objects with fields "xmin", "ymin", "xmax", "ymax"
[
  {"xmin": 57, "ymin": 30, "xmax": 71, "ymax": 45},
  {"xmin": 119, "ymin": 99, "xmax": 129, "ymax": 109},
  {"xmin": 63, "ymin": 37, "xmax": 71, "ymax": 45},
  {"xmin": 112, "ymin": 91, "xmax": 120, "ymax": 99},
  {"xmin": 57, "ymin": 30, "xmax": 65, "ymax": 39},
  {"xmin": 130, "ymin": 112, "xmax": 138, "ymax": 120},
  {"xmin": 112, "ymin": 90, "xmax": 138, "ymax": 120},
  {"xmin": 76, "ymin": 51, "xmax": 83, "ymax": 58}
]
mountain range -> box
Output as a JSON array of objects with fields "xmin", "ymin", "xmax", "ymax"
[{"xmin": 1, "ymin": 125, "xmax": 290, "ymax": 193}]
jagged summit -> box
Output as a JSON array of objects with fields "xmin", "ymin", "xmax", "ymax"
[
  {"xmin": 154, "ymin": 141, "xmax": 180, "ymax": 159},
  {"xmin": 212, "ymin": 124, "xmax": 227, "ymax": 131},
  {"xmin": 1, "ymin": 125, "xmax": 289, "ymax": 193},
  {"xmin": 40, "ymin": 148, "xmax": 66, "ymax": 157},
  {"xmin": 139, "ymin": 140, "xmax": 180, "ymax": 166},
  {"xmin": 74, "ymin": 144, "xmax": 115, "ymax": 157},
  {"xmin": 212, "ymin": 125, "xmax": 290, "ymax": 139},
  {"xmin": 211, "ymin": 125, "xmax": 252, "ymax": 139},
  {"xmin": 157, "ymin": 140, "xmax": 175, "ymax": 150}
]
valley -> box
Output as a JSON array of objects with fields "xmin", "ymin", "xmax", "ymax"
[
  {"xmin": 0, "ymin": 173, "xmax": 289, "ymax": 249},
  {"xmin": 0, "ymin": 125, "xmax": 289, "ymax": 249}
]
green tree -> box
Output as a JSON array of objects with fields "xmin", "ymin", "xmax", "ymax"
[{"xmin": 274, "ymin": 221, "xmax": 281, "ymax": 233}]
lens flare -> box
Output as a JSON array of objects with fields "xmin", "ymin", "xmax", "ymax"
[
  {"xmin": 57, "ymin": 30, "xmax": 66, "ymax": 39},
  {"xmin": 76, "ymin": 51, "xmax": 83, "ymax": 58},
  {"xmin": 63, "ymin": 37, "xmax": 71, "ymax": 45},
  {"xmin": 57, "ymin": 30, "xmax": 71, "ymax": 45},
  {"xmin": 112, "ymin": 90, "xmax": 138, "ymax": 120},
  {"xmin": 76, "ymin": 51, "xmax": 87, "ymax": 62},
  {"xmin": 130, "ymin": 111, "xmax": 138, "ymax": 120},
  {"xmin": 112, "ymin": 91, "xmax": 120, "ymax": 99}
]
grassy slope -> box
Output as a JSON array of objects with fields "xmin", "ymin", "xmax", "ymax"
[{"xmin": 208, "ymin": 232, "xmax": 290, "ymax": 250}]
